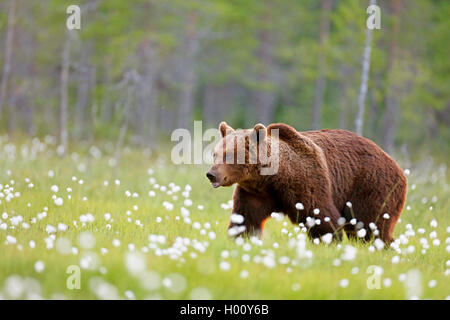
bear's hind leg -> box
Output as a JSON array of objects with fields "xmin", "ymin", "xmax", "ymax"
[{"xmin": 300, "ymin": 204, "xmax": 343, "ymax": 241}]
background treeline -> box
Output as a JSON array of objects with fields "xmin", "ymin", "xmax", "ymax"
[{"xmin": 0, "ymin": 0, "xmax": 449, "ymax": 155}]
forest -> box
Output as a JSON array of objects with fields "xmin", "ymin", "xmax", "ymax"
[
  {"xmin": 0, "ymin": 0, "xmax": 449, "ymax": 301},
  {"xmin": 0, "ymin": 0, "xmax": 449, "ymax": 156}
]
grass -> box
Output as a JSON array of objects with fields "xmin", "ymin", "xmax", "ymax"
[{"xmin": 0, "ymin": 137, "xmax": 448, "ymax": 300}]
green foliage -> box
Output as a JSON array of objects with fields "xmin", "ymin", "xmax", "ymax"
[
  {"xmin": 0, "ymin": 0, "xmax": 448, "ymax": 154},
  {"xmin": 0, "ymin": 139, "xmax": 448, "ymax": 299}
]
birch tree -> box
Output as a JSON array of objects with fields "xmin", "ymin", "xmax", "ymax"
[
  {"xmin": 0, "ymin": 0, "xmax": 17, "ymax": 118},
  {"xmin": 312, "ymin": 0, "xmax": 333, "ymax": 130},
  {"xmin": 355, "ymin": 0, "xmax": 376, "ymax": 136},
  {"xmin": 59, "ymin": 30, "xmax": 73, "ymax": 154}
]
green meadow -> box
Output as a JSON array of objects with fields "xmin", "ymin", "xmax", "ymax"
[{"xmin": 0, "ymin": 137, "xmax": 448, "ymax": 300}]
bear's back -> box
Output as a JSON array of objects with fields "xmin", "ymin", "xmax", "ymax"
[{"xmin": 299, "ymin": 129, "xmax": 405, "ymax": 211}]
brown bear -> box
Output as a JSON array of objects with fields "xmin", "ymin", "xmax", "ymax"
[{"xmin": 206, "ymin": 122, "xmax": 407, "ymax": 243}]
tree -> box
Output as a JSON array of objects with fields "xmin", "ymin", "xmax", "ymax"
[
  {"xmin": 383, "ymin": 0, "xmax": 401, "ymax": 152},
  {"xmin": 59, "ymin": 29, "xmax": 73, "ymax": 154},
  {"xmin": 312, "ymin": 0, "xmax": 333, "ymax": 130},
  {"xmin": 0, "ymin": 0, "xmax": 17, "ymax": 119},
  {"xmin": 177, "ymin": 10, "xmax": 199, "ymax": 129},
  {"xmin": 355, "ymin": 0, "xmax": 376, "ymax": 136}
]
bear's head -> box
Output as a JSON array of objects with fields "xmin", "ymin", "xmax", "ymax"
[{"xmin": 206, "ymin": 122, "xmax": 272, "ymax": 188}]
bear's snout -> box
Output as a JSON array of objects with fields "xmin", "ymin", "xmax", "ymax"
[
  {"xmin": 206, "ymin": 171, "xmax": 216, "ymax": 182},
  {"xmin": 206, "ymin": 170, "xmax": 222, "ymax": 188}
]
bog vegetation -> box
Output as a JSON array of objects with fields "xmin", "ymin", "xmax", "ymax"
[{"xmin": 0, "ymin": 137, "xmax": 448, "ymax": 299}]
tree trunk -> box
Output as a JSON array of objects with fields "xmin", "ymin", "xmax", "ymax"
[
  {"xmin": 338, "ymin": 65, "xmax": 351, "ymax": 129},
  {"xmin": 115, "ymin": 71, "xmax": 138, "ymax": 165},
  {"xmin": 203, "ymin": 84, "xmax": 231, "ymax": 126},
  {"xmin": 312, "ymin": 0, "xmax": 333, "ymax": 130},
  {"xmin": 383, "ymin": 0, "xmax": 401, "ymax": 153},
  {"xmin": 0, "ymin": 0, "xmax": 17, "ymax": 119},
  {"xmin": 178, "ymin": 11, "xmax": 198, "ymax": 129},
  {"xmin": 248, "ymin": 10, "xmax": 276, "ymax": 126},
  {"xmin": 138, "ymin": 39, "xmax": 158, "ymax": 147},
  {"xmin": 59, "ymin": 30, "xmax": 72, "ymax": 154},
  {"xmin": 355, "ymin": 0, "xmax": 376, "ymax": 136},
  {"xmin": 75, "ymin": 45, "xmax": 92, "ymax": 140}
]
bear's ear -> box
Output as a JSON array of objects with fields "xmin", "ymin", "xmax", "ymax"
[
  {"xmin": 252, "ymin": 123, "xmax": 267, "ymax": 144},
  {"xmin": 219, "ymin": 121, "xmax": 234, "ymax": 137}
]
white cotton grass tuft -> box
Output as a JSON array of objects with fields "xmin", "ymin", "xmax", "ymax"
[
  {"xmin": 374, "ymin": 238, "xmax": 385, "ymax": 250},
  {"xmin": 404, "ymin": 269, "xmax": 422, "ymax": 300},
  {"xmin": 56, "ymin": 237, "xmax": 72, "ymax": 255},
  {"xmin": 271, "ymin": 212, "xmax": 283, "ymax": 222},
  {"xmin": 321, "ymin": 233, "xmax": 333, "ymax": 245},
  {"xmin": 34, "ymin": 260, "xmax": 45, "ymax": 273},
  {"xmin": 341, "ymin": 245, "xmax": 357, "ymax": 261},
  {"xmin": 219, "ymin": 261, "xmax": 230, "ymax": 271},
  {"xmin": 430, "ymin": 219, "xmax": 437, "ymax": 228},
  {"xmin": 78, "ymin": 232, "xmax": 96, "ymax": 249},
  {"xmin": 54, "ymin": 197, "xmax": 63, "ymax": 206},
  {"xmin": 295, "ymin": 203, "xmax": 304, "ymax": 210},
  {"xmin": 227, "ymin": 225, "xmax": 246, "ymax": 237},
  {"xmin": 357, "ymin": 228, "xmax": 367, "ymax": 238},
  {"xmin": 125, "ymin": 252, "xmax": 146, "ymax": 276},
  {"xmin": 339, "ymin": 279, "xmax": 349, "ymax": 288},
  {"xmin": 230, "ymin": 213, "xmax": 244, "ymax": 224}
]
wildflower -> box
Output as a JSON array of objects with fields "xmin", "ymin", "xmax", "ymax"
[
  {"xmin": 240, "ymin": 270, "xmax": 249, "ymax": 278},
  {"xmin": 341, "ymin": 245, "xmax": 357, "ymax": 261},
  {"xmin": 6, "ymin": 235, "xmax": 17, "ymax": 244},
  {"xmin": 392, "ymin": 256, "xmax": 400, "ymax": 264},
  {"xmin": 339, "ymin": 279, "xmax": 349, "ymax": 288},
  {"xmin": 430, "ymin": 219, "xmax": 438, "ymax": 228},
  {"xmin": 321, "ymin": 233, "xmax": 333, "ymax": 245},
  {"xmin": 46, "ymin": 225, "xmax": 57, "ymax": 234},
  {"xmin": 230, "ymin": 214, "xmax": 244, "ymax": 224},
  {"xmin": 219, "ymin": 261, "xmax": 230, "ymax": 271},
  {"xmin": 34, "ymin": 261, "xmax": 45, "ymax": 273},
  {"xmin": 357, "ymin": 228, "xmax": 367, "ymax": 238},
  {"xmin": 54, "ymin": 197, "xmax": 63, "ymax": 206}
]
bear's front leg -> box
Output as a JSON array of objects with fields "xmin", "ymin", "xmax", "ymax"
[{"xmin": 228, "ymin": 186, "xmax": 277, "ymax": 238}]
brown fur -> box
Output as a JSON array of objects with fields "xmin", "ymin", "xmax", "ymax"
[{"xmin": 207, "ymin": 122, "xmax": 407, "ymax": 243}]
